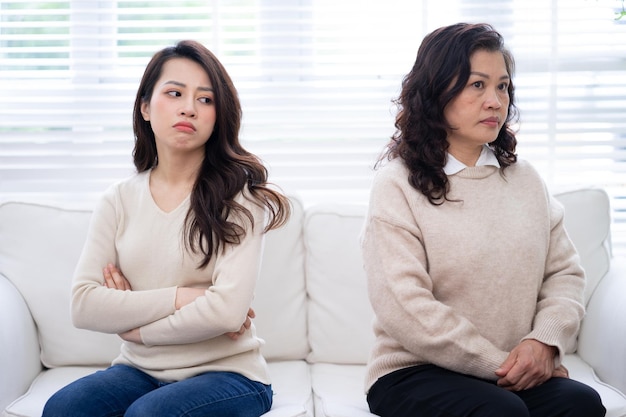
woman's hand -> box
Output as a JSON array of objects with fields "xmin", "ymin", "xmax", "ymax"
[
  {"xmin": 495, "ymin": 339, "xmax": 558, "ymax": 391},
  {"xmin": 552, "ymin": 364, "xmax": 569, "ymax": 378},
  {"xmin": 103, "ymin": 263, "xmax": 132, "ymax": 291},
  {"xmin": 101, "ymin": 265, "xmax": 143, "ymax": 343},
  {"xmin": 118, "ymin": 327, "xmax": 142, "ymax": 343},
  {"xmin": 226, "ymin": 308, "xmax": 256, "ymax": 340}
]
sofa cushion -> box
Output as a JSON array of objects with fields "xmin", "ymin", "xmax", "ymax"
[
  {"xmin": 310, "ymin": 363, "xmax": 376, "ymax": 417},
  {"xmin": 0, "ymin": 202, "xmax": 122, "ymax": 368},
  {"xmin": 263, "ymin": 361, "xmax": 314, "ymax": 417},
  {"xmin": 0, "ymin": 274, "xmax": 41, "ymax": 412},
  {"xmin": 303, "ymin": 204, "xmax": 375, "ymax": 365},
  {"xmin": 562, "ymin": 354, "xmax": 626, "ymax": 417},
  {"xmin": 308, "ymin": 356, "xmax": 626, "ymax": 417},
  {"xmin": 254, "ymin": 197, "xmax": 309, "ymax": 361},
  {"xmin": 3, "ymin": 367, "xmax": 101, "ymax": 417},
  {"xmin": 577, "ymin": 257, "xmax": 626, "ymax": 397},
  {"xmin": 3, "ymin": 362, "xmax": 314, "ymax": 417},
  {"xmin": 553, "ymin": 188, "xmax": 611, "ymax": 304}
]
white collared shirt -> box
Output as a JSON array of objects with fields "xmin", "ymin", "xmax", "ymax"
[{"xmin": 444, "ymin": 145, "xmax": 501, "ymax": 175}]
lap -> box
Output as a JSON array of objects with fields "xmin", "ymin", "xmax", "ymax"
[
  {"xmin": 43, "ymin": 364, "xmax": 272, "ymax": 417},
  {"xmin": 126, "ymin": 370, "xmax": 273, "ymax": 417},
  {"xmin": 367, "ymin": 364, "xmax": 605, "ymax": 417}
]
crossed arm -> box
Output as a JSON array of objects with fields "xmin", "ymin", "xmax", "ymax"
[{"xmin": 102, "ymin": 263, "xmax": 254, "ymax": 343}]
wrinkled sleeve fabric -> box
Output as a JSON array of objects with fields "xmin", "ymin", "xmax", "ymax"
[{"xmin": 523, "ymin": 194, "xmax": 586, "ymax": 360}]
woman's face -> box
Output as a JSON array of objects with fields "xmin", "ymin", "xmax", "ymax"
[
  {"xmin": 140, "ymin": 57, "xmax": 217, "ymax": 159},
  {"xmin": 443, "ymin": 49, "xmax": 510, "ymax": 156}
]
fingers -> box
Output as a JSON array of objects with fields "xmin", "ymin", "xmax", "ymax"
[
  {"xmin": 496, "ymin": 340, "xmax": 555, "ymax": 391},
  {"xmin": 102, "ymin": 264, "xmax": 132, "ymax": 291},
  {"xmin": 552, "ymin": 365, "xmax": 569, "ymax": 379}
]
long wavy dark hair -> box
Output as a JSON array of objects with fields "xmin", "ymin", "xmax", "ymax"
[
  {"xmin": 379, "ymin": 23, "xmax": 519, "ymax": 204},
  {"xmin": 132, "ymin": 40, "xmax": 290, "ymax": 268}
]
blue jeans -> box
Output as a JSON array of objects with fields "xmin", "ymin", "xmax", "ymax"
[{"xmin": 42, "ymin": 364, "xmax": 273, "ymax": 417}]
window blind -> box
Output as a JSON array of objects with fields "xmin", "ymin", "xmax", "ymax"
[{"xmin": 1, "ymin": 0, "xmax": 625, "ymax": 249}]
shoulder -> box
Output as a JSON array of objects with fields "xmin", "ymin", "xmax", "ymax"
[
  {"xmin": 506, "ymin": 158, "xmax": 543, "ymax": 179},
  {"xmin": 231, "ymin": 187, "xmax": 267, "ymax": 228},
  {"xmin": 502, "ymin": 159, "xmax": 549, "ymax": 192},
  {"xmin": 93, "ymin": 171, "xmax": 148, "ymax": 218},
  {"xmin": 506, "ymin": 159, "xmax": 560, "ymax": 213},
  {"xmin": 98, "ymin": 171, "xmax": 148, "ymax": 204},
  {"xmin": 371, "ymin": 158, "xmax": 411, "ymax": 195},
  {"xmin": 109, "ymin": 171, "xmax": 148, "ymax": 196},
  {"xmin": 369, "ymin": 158, "xmax": 428, "ymax": 225}
]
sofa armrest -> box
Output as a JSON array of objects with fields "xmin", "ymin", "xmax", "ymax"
[
  {"xmin": 0, "ymin": 274, "xmax": 42, "ymax": 411},
  {"xmin": 577, "ymin": 256, "xmax": 626, "ymax": 395}
]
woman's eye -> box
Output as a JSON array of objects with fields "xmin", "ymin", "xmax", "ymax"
[
  {"xmin": 472, "ymin": 81, "xmax": 483, "ymax": 88},
  {"xmin": 199, "ymin": 97, "xmax": 213, "ymax": 104},
  {"xmin": 166, "ymin": 91, "xmax": 181, "ymax": 97},
  {"xmin": 498, "ymin": 83, "xmax": 509, "ymax": 91}
]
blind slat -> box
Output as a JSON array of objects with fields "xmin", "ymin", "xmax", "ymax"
[{"xmin": 1, "ymin": 0, "xmax": 626, "ymax": 251}]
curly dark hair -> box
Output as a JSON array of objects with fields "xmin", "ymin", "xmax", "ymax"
[
  {"xmin": 379, "ymin": 23, "xmax": 519, "ymax": 204},
  {"xmin": 132, "ymin": 40, "xmax": 290, "ymax": 268}
]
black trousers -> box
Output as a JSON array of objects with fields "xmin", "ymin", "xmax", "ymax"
[{"xmin": 367, "ymin": 364, "xmax": 606, "ymax": 417}]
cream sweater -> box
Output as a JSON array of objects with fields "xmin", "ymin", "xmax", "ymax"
[
  {"xmin": 362, "ymin": 158, "xmax": 585, "ymax": 391},
  {"xmin": 71, "ymin": 171, "xmax": 270, "ymax": 383}
]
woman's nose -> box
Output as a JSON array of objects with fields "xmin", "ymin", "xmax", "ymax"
[
  {"xmin": 179, "ymin": 100, "xmax": 196, "ymax": 117},
  {"xmin": 485, "ymin": 89, "xmax": 503, "ymax": 109}
]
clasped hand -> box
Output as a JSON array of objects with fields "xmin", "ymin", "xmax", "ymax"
[
  {"xmin": 102, "ymin": 263, "xmax": 254, "ymax": 343},
  {"xmin": 495, "ymin": 339, "xmax": 569, "ymax": 391}
]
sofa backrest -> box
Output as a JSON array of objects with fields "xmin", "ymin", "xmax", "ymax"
[
  {"xmin": 0, "ymin": 187, "xmax": 612, "ymax": 369},
  {"xmin": 0, "ymin": 202, "xmax": 120, "ymax": 368},
  {"xmin": 253, "ymin": 197, "xmax": 309, "ymax": 360},
  {"xmin": 303, "ymin": 203, "xmax": 373, "ymax": 364}
]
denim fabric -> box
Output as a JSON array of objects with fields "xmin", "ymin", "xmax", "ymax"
[{"xmin": 42, "ymin": 364, "xmax": 273, "ymax": 417}]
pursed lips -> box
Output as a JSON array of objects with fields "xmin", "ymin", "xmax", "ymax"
[
  {"xmin": 173, "ymin": 121, "xmax": 196, "ymax": 133},
  {"xmin": 480, "ymin": 116, "xmax": 500, "ymax": 127}
]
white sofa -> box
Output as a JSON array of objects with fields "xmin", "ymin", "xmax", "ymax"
[{"xmin": 1, "ymin": 187, "xmax": 626, "ymax": 417}]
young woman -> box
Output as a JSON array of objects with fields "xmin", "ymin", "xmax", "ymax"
[
  {"xmin": 362, "ymin": 23, "xmax": 606, "ymax": 417},
  {"xmin": 43, "ymin": 40, "xmax": 290, "ymax": 417}
]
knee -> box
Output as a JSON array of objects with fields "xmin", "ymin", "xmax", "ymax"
[
  {"xmin": 42, "ymin": 390, "xmax": 92, "ymax": 417},
  {"xmin": 565, "ymin": 384, "xmax": 606, "ymax": 417},
  {"xmin": 125, "ymin": 401, "xmax": 155, "ymax": 417},
  {"xmin": 475, "ymin": 392, "xmax": 530, "ymax": 417},
  {"xmin": 42, "ymin": 392, "xmax": 65, "ymax": 417}
]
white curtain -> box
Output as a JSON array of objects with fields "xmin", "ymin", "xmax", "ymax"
[{"xmin": 1, "ymin": 0, "xmax": 625, "ymax": 247}]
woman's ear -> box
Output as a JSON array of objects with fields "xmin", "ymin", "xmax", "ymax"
[{"xmin": 140, "ymin": 101, "xmax": 150, "ymax": 121}]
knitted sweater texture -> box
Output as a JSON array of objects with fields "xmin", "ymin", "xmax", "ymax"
[
  {"xmin": 362, "ymin": 158, "xmax": 585, "ymax": 391},
  {"xmin": 71, "ymin": 171, "xmax": 270, "ymax": 383}
]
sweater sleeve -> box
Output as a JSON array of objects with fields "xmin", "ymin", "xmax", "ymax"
[
  {"xmin": 363, "ymin": 170, "xmax": 509, "ymax": 380},
  {"xmin": 71, "ymin": 183, "xmax": 178, "ymax": 334},
  {"xmin": 523, "ymin": 195, "xmax": 586, "ymax": 359},
  {"xmin": 138, "ymin": 193, "xmax": 266, "ymax": 346}
]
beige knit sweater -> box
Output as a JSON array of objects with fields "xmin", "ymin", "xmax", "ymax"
[
  {"xmin": 71, "ymin": 170, "xmax": 270, "ymax": 383},
  {"xmin": 362, "ymin": 158, "xmax": 585, "ymax": 392}
]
